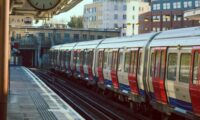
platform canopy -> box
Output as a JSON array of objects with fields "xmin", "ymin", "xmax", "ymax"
[{"xmin": 10, "ymin": 0, "xmax": 82, "ymax": 19}]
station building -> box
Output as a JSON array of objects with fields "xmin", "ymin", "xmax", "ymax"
[
  {"xmin": 83, "ymin": 0, "xmax": 150, "ymax": 36},
  {"xmin": 10, "ymin": 26, "xmax": 120, "ymax": 67},
  {"xmin": 139, "ymin": 0, "xmax": 200, "ymax": 34}
]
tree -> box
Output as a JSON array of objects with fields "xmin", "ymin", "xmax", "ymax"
[{"xmin": 68, "ymin": 16, "xmax": 83, "ymax": 28}]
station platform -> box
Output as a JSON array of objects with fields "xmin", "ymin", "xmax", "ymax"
[{"xmin": 7, "ymin": 66, "xmax": 84, "ymax": 120}]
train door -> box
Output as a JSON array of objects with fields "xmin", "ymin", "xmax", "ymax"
[
  {"xmin": 83, "ymin": 50, "xmax": 88, "ymax": 79},
  {"xmin": 190, "ymin": 48, "xmax": 200, "ymax": 115},
  {"xmin": 165, "ymin": 48, "xmax": 178, "ymax": 108},
  {"xmin": 103, "ymin": 49, "xmax": 112, "ymax": 88},
  {"xmin": 128, "ymin": 49, "xmax": 139, "ymax": 95},
  {"xmin": 117, "ymin": 48, "xmax": 129, "ymax": 93},
  {"xmin": 79, "ymin": 50, "xmax": 85, "ymax": 78},
  {"xmin": 65, "ymin": 51, "xmax": 71, "ymax": 72},
  {"xmin": 76, "ymin": 50, "xmax": 81, "ymax": 76},
  {"xmin": 111, "ymin": 50, "xmax": 119, "ymax": 89},
  {"xmin": 174, "ymin": 50, "xmax": 192, "ymax": 111},
  {"xmin": 72, "ymin": 50, "xmax": 77, "ymax": 73},
  {"xmin": 137, "ymin": 49, "xmax": 144, "ymax": 96},
  {"xmin": 97, "ymin": 50, "xmax": 104, "ymax": 84},
  {"xmin": 88, "ymin": 50, "xmax": 94, "ymax": 80},
  {"xmin": 152, "ymin": 47, "xmax": 167, "ymax": 104}
]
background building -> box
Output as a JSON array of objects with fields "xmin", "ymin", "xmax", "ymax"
[
  {"xmin": 83, "ymin": 0, "xmax": 150, "ymax": 36},
  {"xmin": 139, "ymin": 0, "xmax": 200, "ymax": 34}
]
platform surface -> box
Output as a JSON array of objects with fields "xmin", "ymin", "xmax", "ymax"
[{"xmin": 7, "ymin": 66, "xmax": 84, "ymax": 120}]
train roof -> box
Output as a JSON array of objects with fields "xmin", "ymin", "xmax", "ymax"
[
  {"xmin": 150, "ymin": 27, "xmax": 200, "ymax": 47},
  {"xmin": 50, "ymin": 45, "xmax": 62, "ymax": 50},
  {"xmin": 59, "ymin": 43, "xmax": 77, "ymax": 50},
  {"xmin": 73, "ymin": 39, "xmax": 103, "ymax": 49},
  {"xmin": 97, "ymin": 32, "xmax": 157, "ymax": 49}
]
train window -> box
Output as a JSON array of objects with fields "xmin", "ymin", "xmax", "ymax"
[
  {"xmin": 66, "ymin": 51, "xmax": 71, "ymax": 66},
  {"xmin": 108, "ymin": 52, "xmax": 112, "ymax": 69},
  {"xmin": 130, "ymin": 51, "xmax": 137, "ymax": 74},
  {"xmin": 179, "ymin": 53, "xmax": 191, "ymax": 83},
  {"xmin": 84, "ymin": 51, "xmax": 88, "ymax": 65},
  {"xmin": 150, "ymin": 53, "xmax": 155, "ymax": 77},
  {"xmin": 137, "ymin": 52, "xmax": 142, "ymax": 75},
  {"xmin": 167, "ymin": 53, "xmax": 177, "ymax": 81},
  {"xmin": 76, "ymin": 52, "xmax": 80, "ymax": 64},
  {"xmin": 103, "ymin": 52, "xmax": 108, "ymax": 69},
  {"xmin": 111, "ymin": 51, "xmax": 118, "ymax": 70},
  {"xmin": 155, "ymin": 51, "xmax": 160, "ymax": 78},
  {"xmin": 98, "ymin": 51, "xmax": 103, "ymax": 68},
  {"xmin": 79, "ymin": 51, "xmax": 84, "ymax": 65},
  {"xmin": 124, "ymin": 52, "xmax": 131, "ymax": 72},
  {"xmin": 160, "ymin": 51, "xmax": 166, "ymax": 80},
  {"xmin": 73, "ymin": 52, "xmax": 77, "ymax": 64},
  {"xmin": 193, "ymin": 51, "xmax": 200, "ymax": 84},
  {"xmin": 118, "ymin": 52, "xmax": 123, "ymax": 71},
  {"xmin": 88, "ymin": 51, "xmax": 93, "ymax": 66}
]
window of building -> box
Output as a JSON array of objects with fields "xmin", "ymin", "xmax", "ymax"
[
  {"xmin": 114, "ymin": 5, "xmax": 118, "ymax": 10},
  {"xmin": 133, "ymin": 15, "xmax": 135, "ymax": 20},
  {"xmin": 123, "ymin": 5, "xmax": 127, "ymax": 11},
  {"xmin": 153, "ymin": 16, "xmax": 161, "ymax": 22},
  {"xmin": 174, "ymin": 15, "xmax": 182, "ymax": 21},
  {"xmin": 184, "ymin": 1, "xmax": 192, "ymax": 8},
  {"xmin": 167, "ymin": 53, "xmax": 177, "ymax": 81},
  {"xmin": 173, "ymin": 2, "xmax": 181, "ymax": 9},
  {"xmin": 153, "ymin": 3, "xmax": 160, "ymax": 10},
  {"xmin": 123, "ymin": 24, "xmax": 127, "ymax": 28},
  {"xmin": 97, "ymin": 35, "xmax": 103, "ymax": 39},
  {"xmin": 179, "ymin": 53, "xmax": 191, "ymax": 83},
  {"xmin": 195, "ymin": 0, "xmax": 200, "ymax": 7},
  {"xmin": 90, "ymin": 35, "xmax": 95, "ymax": 40},
  {"xmin": 114, "ymin": 14, "xmax": 118, "ymax": 20},
  {"xmin": 83, "ymin": 34, "xmax": 87, "ymax": 40},
  {"xmin": 163, "ymin": 15, "xmax": 171, "ymax": 22},
  {"xmin": 74, "ymin": 34, "xmax": 79, "ymax": 42},
  {"xmin": 123, "ymin": 14, "xmax": 127, "ymax": 20},
  {"xmin": 163, "ymin": 3, "xmax": 170, "ymax": 10},
  {"xmin": 114, "ymin": 23, "xmax": 118, "ymax": 28}
]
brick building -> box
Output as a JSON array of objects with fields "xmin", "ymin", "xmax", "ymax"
[{"xmin": 139, "ymin": 0, "xmax": 200, "ymax": 34}]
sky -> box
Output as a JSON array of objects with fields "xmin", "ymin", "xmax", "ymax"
[{"xmin": 34, "ymin": 0, "xmax": 92, "ymax": 26}]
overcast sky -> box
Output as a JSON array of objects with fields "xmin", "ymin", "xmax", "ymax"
[{"xmin": 34, "ymin": 0, "xmax": 92, "ymax": 26}]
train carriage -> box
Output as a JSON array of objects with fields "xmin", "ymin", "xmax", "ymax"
[
  {"xmin": 147, "ymin": 27, "xmax": 200, "ymax": 118},
  {"xmin": 96, "ymin": 33, "xmax": 158, "ymax": 102},
  {"xmin": 72, "ymin": 40, "xmax": 103, "ymax": 82},
  {"xmin": 59, "ymin": 43, "xmax": 77, "ymax": 75}
]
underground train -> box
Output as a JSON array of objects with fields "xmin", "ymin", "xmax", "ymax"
[{"xmin": 48, "ymin": 27, "xmax": 200, "ymax": 119}]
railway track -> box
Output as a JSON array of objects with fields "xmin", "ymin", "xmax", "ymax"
[{"xmin": 31, "ymin": 69, "xmax": 150, "ymax": 120}]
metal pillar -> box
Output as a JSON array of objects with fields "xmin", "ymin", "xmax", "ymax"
[{"xmin": 0, "ymin": 0, "xmax": 10, "ymax": 120}]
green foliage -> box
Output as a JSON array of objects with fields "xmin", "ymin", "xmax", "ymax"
[{"xmin": 68, "ymin": 16, "xmax": 83, "ymax": 28}]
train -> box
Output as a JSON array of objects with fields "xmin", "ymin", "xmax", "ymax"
[{"xmin": 48, "ymin": 27, "xmax": 200, "ymax": 119}]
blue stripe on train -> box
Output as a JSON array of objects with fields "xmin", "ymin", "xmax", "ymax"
[
  {"xmin": 169, "ymin": 97, "xmax": 192, "ymax": 111},
  {"xmin": 139, "ymin": 89, "xmax": 146, "ymax": 97},
  {"xmin": 104, "ymin": 79, "xmax": 113, "ymax": 86},
  {"xmin": 119, "ymin": 83, "xmax": 130, "ymax": 93}
]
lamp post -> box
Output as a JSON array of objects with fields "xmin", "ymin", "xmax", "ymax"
[{"xmin": 0, "ymin": 0, "xmax": 10, "ymax": 120}]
